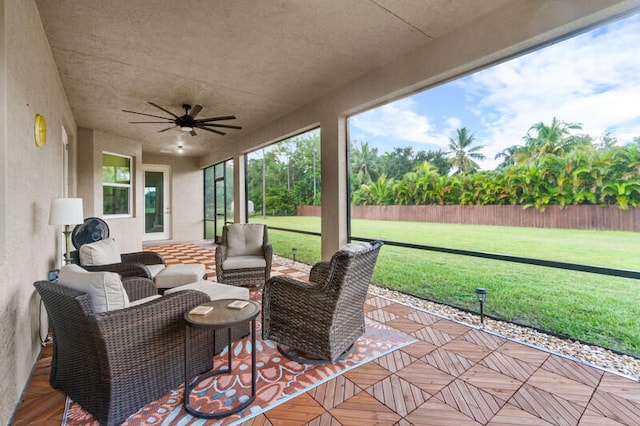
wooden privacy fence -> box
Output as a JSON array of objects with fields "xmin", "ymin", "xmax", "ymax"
[{"xmin": 296, "ymin": 205, "xmax": 640, "ymax": 232}]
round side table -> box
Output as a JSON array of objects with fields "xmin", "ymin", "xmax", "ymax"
[{"xmin": 184, "ymin": 298, "xmax": 260, "ymax": 419}]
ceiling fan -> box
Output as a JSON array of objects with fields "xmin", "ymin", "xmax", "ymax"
[{"xmin": 122, "ymin": 102, "xmax": 241, "ymax": 136}]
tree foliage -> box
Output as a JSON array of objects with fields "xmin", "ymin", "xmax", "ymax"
[
  {"xmin": 247, "ymin": 130, "xmax": 320, "ymax": 216},
  {"xmin": 351, "ymin": 121, "xmax": 640, "ymax": 211},
  {"xmin": 246, "ymin": 120, "xmax": 640, "ymax": 215}
]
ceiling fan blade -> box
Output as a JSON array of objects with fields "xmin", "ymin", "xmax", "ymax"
[
  {"xmin": 197, "ymin": 115, "xmax": 237, "ymax": 122},
  {"xmin": 199, "ymin": 123, "xmax": 242, "ymax": 130},
  {"xmin": 190, "ymin": 129, "xmax": 197, "ymax": 137},
  {"xmin": 148, "ymin": 102, "xmax": 179, "ymax": 118},
  {"xmin": 122, "ymin": 109, "xmax": 172, "ymax": 120},
  {"xmin": 128, "ymin": 121, "xmax": 174, "ymax": 124},
  {"xmin": 198, "ymin": 126, "xmax": 226, "ymax": 136},
  {"xmin": 189, "ymin": 104, "xmax": 203, "ymax": 119},
  {"xmin": 158, "ymin": 126, "xmax": 177, "ymax": 133}
]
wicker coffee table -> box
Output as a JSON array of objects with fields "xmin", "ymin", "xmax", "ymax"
[{"xmin": 183, "ymin": 298, "xmax": 260, "ymax": 418}]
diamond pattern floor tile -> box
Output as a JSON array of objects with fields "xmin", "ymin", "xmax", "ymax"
[
  {"xmin": 308, "ymin": 375, "xmax": 363, "ymax": 410},
  {"xmin": 404, "ymin": 399, "xmax": 483, "ymax": 426},
  {"xmin": 459, "ymin": 363, "xmax": 523, "ymax": 400},
  {"xmin": 264, "ymin": 392, "xmax": 326, "ymax": 424},
  {"xmin": 435, "ymin": 379, "xmax": 506, "ymax": 424},
  {"xmin": 366, "ymin": 374, "xmax": 429, "ymax": 416},
  {"xmin": 509, "ymin": 383, "xmax": 583, "ymax": 426},
  {"xmin": 343, "ymin": 361, "xmax": 392, "ymax": 389},
  {"xmin": 524, "ymin": 368, "xmax": 594, "ymax": 408},
  {"xmin": 442, "ymin": 337, "xmax": 493, "ymax": 363},
  {"xmin": 374, "ymin": 349, "xmax": 415, "ymax": 373},
  {"xmin": 395, "ymin": 359, "xmax": 455, "ymax": 396},
  {"xmin": 541, "ymin": 355, "xmax": 603, "ymax": 388},
  {"xmin": 329, "ymin": 392, "xmax": 401, "ymax": 426},
  {"xmin": 488, "ymin": 403, "xmax": 554, "ymax": 425}
]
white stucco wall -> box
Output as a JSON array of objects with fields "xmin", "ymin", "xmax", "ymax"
[
  {"xmin": 0, "ymin": 0, "xmax": 77, "ymax": 422},
  {"xmin": 76, "ymin": 129, "xmax": 145, "ymax": 253}
]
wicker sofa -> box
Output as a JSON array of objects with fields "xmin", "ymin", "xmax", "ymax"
[
  {"xmin": 215, "ymin": 223, "xmax": 272, "ymax": 287},
  {"xmin": 34, "ymin": 275, "xmax": 214, "ymax": 426},
  {"xmin": 262, "ymin": 240, "xmax": 383, "ymax": 363}
]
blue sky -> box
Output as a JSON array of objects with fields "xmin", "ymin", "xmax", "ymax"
[{"xmin": 349, "ymin": 13, "xmax": 640, "ymax": 170}]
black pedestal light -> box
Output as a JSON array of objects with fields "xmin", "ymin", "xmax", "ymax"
[{"xmin": 475, "ymin": 288, "xmax": 488, "ymax": 327}]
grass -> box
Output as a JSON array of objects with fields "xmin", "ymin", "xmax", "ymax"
[{"xmin": 249, "ymin": 216, "xmax": 640, "ymax": 356}]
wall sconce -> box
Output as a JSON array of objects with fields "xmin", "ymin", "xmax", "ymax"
[
  {"xmin": 291, "ymin": 247, "xmax": 298, "ymax": 263},
  {"xmin": 49, "ymin": 198, "xmax": 84, "ymax": 264},
  {"xmin": 475, "ymin": 288, "xmax": 488, "ymax": 327}
]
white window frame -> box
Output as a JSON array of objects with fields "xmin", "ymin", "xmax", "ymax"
[{"xmin": 102, "ymin": 151, "xmax": 132, "ymax": 217}]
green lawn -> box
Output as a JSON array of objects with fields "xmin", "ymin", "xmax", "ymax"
[{"xmin": 249, "ymin": 216, "xmax": 640, "ymax": 356}]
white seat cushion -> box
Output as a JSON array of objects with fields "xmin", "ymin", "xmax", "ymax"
[
  {"xmin": 58, "ymin": 264, "xmax": 129, "ymax": 313},
  {"xmin": 222, "ymin": 255, "xmax": 267, "ymax": 270},
  {"xmin": 154, "ymin": 263, "xmax": 206, "ymax": 289},
  {"xmin": 146, "ymin": 263, "xmax": 166, "ymax": 279},
  {"xmin": 79, "ymin": 237, "xmax": 122, "ymax": 266},
  {"xmin": 165, "ymin": 280, "xmax": 249, "ymax": 301},
  {"xmin": 227, "ymin": 224, "xmax": 264, "ymax": 257}
]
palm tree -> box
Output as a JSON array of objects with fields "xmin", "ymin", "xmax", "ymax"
[
  {"xmin": 494, "ymin": 145, "xmax": 529, "ymax": 167},
  {"xmin": 350, "ymin": 141, "xmax": 379, "ymax": 184},
  {"xmin": 523, "ymin": 117, "xmax": 584, "ymax": 159},
  {"xmin": 447, "ymin": 127, "xmax": 486, "ymax": 175}
]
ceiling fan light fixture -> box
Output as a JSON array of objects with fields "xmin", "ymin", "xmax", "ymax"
[{"xmin": 180, "ymin": 125, "xmax": 193, "ymax": 132}]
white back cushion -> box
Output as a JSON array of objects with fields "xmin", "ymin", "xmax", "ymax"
[
  {"xmin": 79, "ymin": 237, "xmax": 122, "ymax": 266},
  {"xmin": 227, "ymin": 224, "xmax": 264, "ymax": 257},
  {"xmin": 58, "ymin": 264, "xmax": 129, "ymax": 313},
  {"xmin": 340, "ymin": 242, "xmax": 371, "ymax": 254}
]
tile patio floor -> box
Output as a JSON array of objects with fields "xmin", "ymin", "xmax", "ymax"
[{"xmin": 14, "ymin": 242, "xmax": 640, "ymax": 425}]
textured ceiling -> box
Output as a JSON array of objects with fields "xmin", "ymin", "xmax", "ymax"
[{"xmin": 36, "ymin": 0, "xmax": 511, "ymax": 156}]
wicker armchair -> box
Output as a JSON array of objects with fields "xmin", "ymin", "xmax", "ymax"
[
  {"xmin": 262, "ymin": 240, "xmax": 383, "ymax": 363},
  {"xmin": 215, "ymin": 223, "xmax": 272, "ymax": 287},
  {"xmin": 70, "ymin": 248, "xmax": 166, "ymax": 280},
  {"xmin": 34, "ymin": 278, "xmax": 214, "ymax": 426}
]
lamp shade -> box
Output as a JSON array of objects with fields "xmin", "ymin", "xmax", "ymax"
[{"xmin": 49, "ymin": 198, "xmax": 84, "ymax": 226}]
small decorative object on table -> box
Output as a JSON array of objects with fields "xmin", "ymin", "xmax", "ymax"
[
  {"xmin": 190, "ymin": 305, "xmax": 214, "ymax": 315},
  {"xmin": 227, "ymin": 300, "xmax": 249, "ymax": 310}
]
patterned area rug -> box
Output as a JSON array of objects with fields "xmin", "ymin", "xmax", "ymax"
[{"xmin": 63, "ymin": 292, "xmax": 415, "ymax": 425}]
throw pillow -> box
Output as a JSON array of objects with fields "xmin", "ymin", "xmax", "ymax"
[
  {"xmin": 58, "ymin": 264, "xmax": 130, "ymax": 313},
  {"xmin": 79, "ymin": 237, "xmax": 122, "ymax": 266}
]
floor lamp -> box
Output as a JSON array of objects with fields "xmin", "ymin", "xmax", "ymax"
[{"xmin": 49, "ymin": 198, "xmax": 84, "ymax": 265}]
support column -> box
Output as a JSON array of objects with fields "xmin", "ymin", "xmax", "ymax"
[
  {"xmin": 320, "ymin": 115, "xmax": 348, "ymax": 260},
  {"xmin": 233, "ymin": 154, "xmax": 247, "ymax": 224}
]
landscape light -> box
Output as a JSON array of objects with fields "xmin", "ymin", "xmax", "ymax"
[{"xmin": 475, "ymin": 288, "xmax": 488, "ymax": 327}]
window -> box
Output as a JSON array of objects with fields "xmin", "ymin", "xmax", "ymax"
[
  {"xmin": 103, "ymin": 153, "xmax": 132, "ymax": 216},
  {"xmin": 345, "ymin": 13, "xmax": 640, "ymax": 357},
  {"xmin": 204, "ymin": 159, "xmax": 233, "ymax": 241},
  {"xmin": 246, "ymin": 128, "xmax": 322, "ymax": 265}
]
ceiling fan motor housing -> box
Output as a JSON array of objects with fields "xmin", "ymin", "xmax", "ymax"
[{"xmin": 123, "ymin": 102, "xmax": 241, "ymax": 137}]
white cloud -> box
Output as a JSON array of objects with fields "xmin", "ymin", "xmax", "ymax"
[
  {"xmin": 465, "ymin": 14, "xmax": 640, "ymax": 168},
  {"xmin": 350, "ymin": 14, "xmax": 640, "ymax": 170},
  {"xmin": 350, "ymin": 99, "xmax": 450, "ymax": 149}
]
